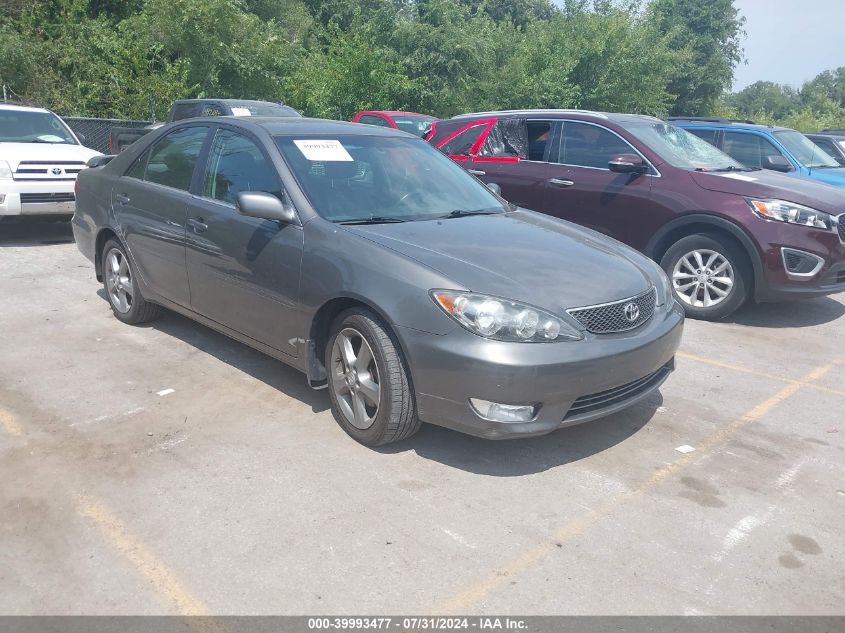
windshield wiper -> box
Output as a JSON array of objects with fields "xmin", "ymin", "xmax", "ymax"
[
  {"xmin": 437, "ymin": 209, "xmax": 501, "ymax": 219},
  {"xmin": 711, "ymin": 165, "xmax": 754, "ymax": 173},
  {"xmin": 337, "ymin": 216, "xmax": 407, "ymax": 225}
]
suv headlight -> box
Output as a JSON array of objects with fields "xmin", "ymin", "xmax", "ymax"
[
  {"xmin": 747, "ymin": 198, "xmax": 833, "ymax": 230},
  {"xmin": 431, "ymin": 290, "xmax": 582, "ymax": 342},
  {"xmin": 0, "ymin": 160, "xmax": 13, "ymax": 180}
]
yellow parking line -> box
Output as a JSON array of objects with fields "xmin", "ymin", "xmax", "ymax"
[
  {"xmin": 432, "ymin": 361, "xmax": 837, "ymax": 615},
  {"xmin": 76, "ymin": 494, "xmax": 213, "ymax": 617},
  {"xmin": 0, "ymin": 408, "xmax": 23, "ymax": 436},
  {"xmin": 677, "ymin": 351, "xmax": 845, "ymax": 397}
]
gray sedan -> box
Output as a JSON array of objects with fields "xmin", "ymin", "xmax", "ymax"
[{"xmin": 72, "ymin": 117, "xmax": 684, "ymax": 446}]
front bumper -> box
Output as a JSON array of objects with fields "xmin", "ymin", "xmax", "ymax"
[
  {"xmin": 397, "ymin": 300, "xmax": 685, "ymax": 439},
  {"xmin": 0, "ymin": 181, "xmax": 76, "ymax": 216}
]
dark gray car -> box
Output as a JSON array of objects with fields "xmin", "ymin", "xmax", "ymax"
[{"xmin": 72, "ymin": 117, "xmax": 684, "ymax": 446}]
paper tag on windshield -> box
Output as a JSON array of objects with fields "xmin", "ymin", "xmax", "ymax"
[
  {"xmin": 230, "ymin": 107, "xmax": 252, "ymax": 116},
  {"xmin": 293, "ymin": 139, "xmax": 354, "ymax": 162}
]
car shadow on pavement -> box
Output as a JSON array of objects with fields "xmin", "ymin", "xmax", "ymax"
[
  {"xmin": 378, "ymin": 394, "xmax": 661, "ymax": 476},
  {"xmin": 728, "ymin": 295, "xmax": 845, "ymax": 328},
  {"xmin": 0, "ymin": 218, "xmax": 75, "ymax": 247}
]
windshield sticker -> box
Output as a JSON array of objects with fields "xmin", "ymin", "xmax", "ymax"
[
  {"xmin": 293, "ymin": 139, "xmax": 354, "ymax": 162},
  {"xmin": 231, "ymin": 107, "xmax": 252, "ymax": 117},
  {"xmin": 721, "ymin": 173, "xmax": 757, "ymax": 182}
]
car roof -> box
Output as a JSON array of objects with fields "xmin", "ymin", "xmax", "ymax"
[
  {"xmin": 0, "ymin": 104, "xmax": 50, "ymax": 113},
  {"xmin": 172, "ymin": 98, "xmax": 290, "ymax": 106},
  {"xmin": 810, "ymin": 132, "xmax": 845, "ymax": 140},
  {"xmin": 668, "ymin": 117, "xmax": 792, "ymax": 132},
  {"xmin": 448, "ymin": 109, "xmax": 663, "ymax": 124},
  {"xmin": 185, "ymin": 116, "xmax": 420, "ymax": 137}
]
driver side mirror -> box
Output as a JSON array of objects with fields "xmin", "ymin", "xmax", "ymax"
[
  {"xmin": 608, "ymin": 153, "xmax": 647, "ymax": 174},
  {"xmin": 762, "ymin": 154, "xmax": 792, "ymax": 172},
  {"xmin": 236, "ymin": 191, "xmax": 297, "ymax": 224}
]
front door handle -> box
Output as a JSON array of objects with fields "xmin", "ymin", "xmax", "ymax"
[
  {"xmin": 548, "ymin": 178, "xmax": 575, "ymax": 187},
  {"xmin": 115, "ymin": 193, "xmax": 131, "ymax": 205},
  {"xmin": 467, "ymin": 169, "xmax": 486, "ymax": 176},
  {"xmin": 187, "ymin": 218, "xmax": 208, "ymax": 233}
]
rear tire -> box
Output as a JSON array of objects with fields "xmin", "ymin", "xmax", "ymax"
[
  {"xmin": 101, "ymin": 238, "xmax": 162, "ymax": 324},
  {"xmin": 660, "ymin": 233, "xmax": 749, "ymax": 320},
  {"xmin": 326, "ymin": 308, "xmax": 420, "ymax": 446}
]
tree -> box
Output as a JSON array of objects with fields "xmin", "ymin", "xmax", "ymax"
[
  {"xmin": 651, "ymin": 0, "xmax": 745, "ymax": 116},
  {"xmin": 729, "ymin": 81, "xmax": 800, "ymax": 119}
]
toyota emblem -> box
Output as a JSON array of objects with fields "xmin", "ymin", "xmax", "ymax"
[
  {"xmin": 51, "ymin": 167, "xmax": 63, "ymax": 176},
  {"xmin": 623, "ymin": 302, "xmax": 640, "ymax": 322}
]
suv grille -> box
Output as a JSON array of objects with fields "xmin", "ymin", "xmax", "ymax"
[
  {"xmin": 568, "ymin": 287, "xmax": 657, "ymax": 334},
  {"xmin": 20, "ymin": 192, "xmax": 75, "ymax": 204},
  {"xmin": 564, "ymin": 363, "xmax": 672, "ymax": 421},
  {"xmin": 13, "ymin": 161, "xmax": 84, "ymax": 181}
]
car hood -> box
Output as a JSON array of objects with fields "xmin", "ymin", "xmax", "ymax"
[
  {"xmin": 0, "ymin": 142, "xmax": 101, "ymax": 170},
  {"xmin": 343, "ymin": 210, "xmax": 656, "ymax": 313},
  {"xmin": 689, "ymin": 169, "xmax": 845, "ymax": 212},
  {"xmin": 807, "ymin": 167, "xmax": 845, "ymax": 188}
]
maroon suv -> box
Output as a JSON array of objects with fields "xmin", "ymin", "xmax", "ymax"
[{"xmin": 427, "ymin": 110, "xmax": 845, "ymax": 319}]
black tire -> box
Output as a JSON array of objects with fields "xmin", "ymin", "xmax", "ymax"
[
  {"xmin": 660, "ymin": 233, "xmax": 750, "ymax": 321},
  {"xmin": 101, "ymin": 238, "xmax": 162, "ymax": 324},
  {"xmin": 325, "ymin": 308, "xmax": 420, "ymax": 446}
]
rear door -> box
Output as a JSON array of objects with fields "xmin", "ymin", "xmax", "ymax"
[
  {"xmin": 113, "ymin": 125, "xmax": 210, "ymax": 307},
  {"xmin": 537, "ymin": 119, "xmax": 654, "ymax": 245},
  {"xmin": 185, "ymin": 126, "xmax": 303, "ymax": 357}
]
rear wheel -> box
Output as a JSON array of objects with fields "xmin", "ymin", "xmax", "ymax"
[
  {"xmin": 660, "ymin": 233, "xmax": 749, "ymax": 320},
  {"xmin": 102, "ymin": 239, "xmax": 162, "ymax": 324},
  {"xmin": 326, "ymin": 308, "xmax": 420, "ymax": 446}
]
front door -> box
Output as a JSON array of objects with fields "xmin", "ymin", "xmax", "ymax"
[
  {"xmin": 538, "ymin": 119, "xmax": 654, "ymax": 248},
  {"xmin": 185, "ymin": 127, "xmax": 303, "ymax": 357},
  {"xmin": 113, "ymin": 125, "xmax": 210, "ymax": 307}
]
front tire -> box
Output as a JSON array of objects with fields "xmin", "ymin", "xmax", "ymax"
[
  {"xmin": 326, "ymin": 308, "xmax": 420, "ymax": 446},
  {"xmin": 101, "ymin": 239, "xmax": 162, "ymax": 324},
  {"xmin": 660, "ymin": 233, "xmax": 749, "ymax": 320}
]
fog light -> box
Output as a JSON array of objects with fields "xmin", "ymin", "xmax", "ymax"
[{"xmin": 469, "ymin": 398, "xmax": 537, "ymax": 423}]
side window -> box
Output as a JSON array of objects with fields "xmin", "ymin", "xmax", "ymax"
[
  {"xmin": 439, "ymin": 124, "xmax": 488, "ymax": 156},
  {"xmin": 359, "ymin": 115, "xmax": 390, "ymax": 127},
  {"xmin": 170, "ymin": 103, "xmax": 199, "ymax": 122},
  {"xmin": 559, "ymin": 121, "xmax": 633, "ymax": 169},
  {"xmin": 201, "ymin": 104, "xmax": 226, "ymax": 117},
  {"xmin": 478, "ymin": 119, "xmax": 529, "ymax": 158},
  {"xmin": 125, "ymin": 149, "xmax": 149, "ymax": 179},
  {"xmin": 722, "ymin": 131, "xmax": 783, "ymax": 169},
  {"xmin": 145, "ymin": 126, "xmax": 209, "ymax": 191},
  {"xmin": 203, "ymin": 129, "xmax": 283, "ymax": 205},
  {"xmin": 686, "ymin": 128, "xmax": 718, "ymax": 146},
  {"xmin": 526, "ymin": 121, "xmax": 551, "ymax": 161}
]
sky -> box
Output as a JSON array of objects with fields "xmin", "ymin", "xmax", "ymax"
[{"xmin": 732, "ymin": 0, "xmax": 845, "ymax": 91}]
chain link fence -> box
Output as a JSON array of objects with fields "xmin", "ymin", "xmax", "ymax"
[{"xmin": 62, "ymin": 117, "xmax": 152, "ymax": 154}]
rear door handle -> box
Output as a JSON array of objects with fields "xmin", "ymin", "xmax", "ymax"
[
  {"xmin": 548, "ymin": 178, "xmax": 575, "ymax": 187},
  {"xmin": 467, "ymin": 169, "xmax": 486, "ymax": 176},
  {"xmin": 115, "ymin": 193, "xmax": 131, "ymax": 205},
  {"xmin": 187, "ymin": 218, "xmax": 208, "ymax": 233}
]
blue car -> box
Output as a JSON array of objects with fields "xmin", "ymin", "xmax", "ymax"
[{"xmin": 670, "ymin": 117, "xmax": 845, "ymax": 189}]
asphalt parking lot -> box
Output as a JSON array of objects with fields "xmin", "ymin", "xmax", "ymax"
[{"xmin": 1, "ymin": 218, "xmax": 843, "ymax": 616}]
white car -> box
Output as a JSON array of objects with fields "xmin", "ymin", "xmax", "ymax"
[{"xmin": 0, "ymin": 104, "xmax": 101, "ymax": 218}]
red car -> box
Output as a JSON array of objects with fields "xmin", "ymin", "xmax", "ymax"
[{"xmin": 352, "ymin": 110, "xmax": 437, "ymax": 138}]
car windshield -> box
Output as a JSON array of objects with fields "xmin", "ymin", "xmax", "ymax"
[
  {"xmin": 0, "ymin": 109, "xmax": 77, "ymax": 144},
  {"xmin": 391, "ymin": 115, "xmax": 436, "ymax": 138},
  {"xmin": 275, "ymin": 134, "xmax": 507, "ymax": 223},
  {"xmin": 232, "ymin": 103, "xmax": 302, "ymax": 117},
  {"xmin": 774, "ymin": 130, "xmax": 840, "ymax": 169},
  {"xmin": 621, "ymin": 121, "xmax": 748, "ymax": 172}
]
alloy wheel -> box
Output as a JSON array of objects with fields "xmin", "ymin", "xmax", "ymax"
[
  {"xmin": 105, "ymin": 248, "xmax": 133, "ymax": 314},
  {"xmin": 330, "ymin": 328, "xmax": 381, "ymax": 430},
  {"xmin": 671, "ymin": 248, "xmax": 734, "ymax": 309}
]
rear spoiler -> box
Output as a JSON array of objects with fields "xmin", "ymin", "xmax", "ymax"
[{"xmin": 87, "ymin": 155, "xmax": 116, "ymax": 168}]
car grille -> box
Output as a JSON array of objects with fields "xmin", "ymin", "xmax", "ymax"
[
  {"xmin": 13, "ymin": 161, "xmax": 84, "ymax": 181},
  {"xmin": 838, "ymin": 214, "xmax": 845, "ymax": 242},
  {"xmin": 563, "ymin": 363, "xmax": 672, "ymax": 421},
  {"xmin": 567, "ymin": 287, "xmax": 657, "ymax": 334},
  {"xmin": 20, "ymin": 192, "xmax": 75, "ymax": 204}
]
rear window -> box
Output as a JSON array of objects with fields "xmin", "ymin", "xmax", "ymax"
[
  {"xmin": 391, "ymin": 115, "xmax": 436, "ymax": 138},
  {"xmin": 229, "ymin": 103, "xmax": 301, "ymax": 117},
  {"xmin": 438, "ymin": 123, "xmax": 487, "ymax": 156}
]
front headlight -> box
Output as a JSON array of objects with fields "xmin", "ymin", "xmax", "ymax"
[
  {"xmin": 431, "ymin": 290, "xmax": 583, "ymax": 342},
  {"xmin": 0, "ymin": 160, "xmax": 13, "ymax": 180},
  {"xmin": 747, "ymin": 198, "xmax": 833, "ymax": 230}
]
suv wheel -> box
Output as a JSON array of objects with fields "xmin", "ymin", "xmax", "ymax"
[
  {"xmin": 326, "ymin": 308, "xmax": 420, "ymax": 446},
  {"xmin": 660, "ymin": 233, "xmax": 749, "ymax": 320},
  {"xmin": 102, "ymin": 239, "xmax": 162, "ymax": 324}
]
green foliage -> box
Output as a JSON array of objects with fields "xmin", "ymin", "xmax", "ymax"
[
  {"xmin": 725, "ymin": 68, "xmax": 845, "ymax": 132},
  {"xmin": 0, "ymin": 0, "xmax": 751, "ymax": 124}
]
